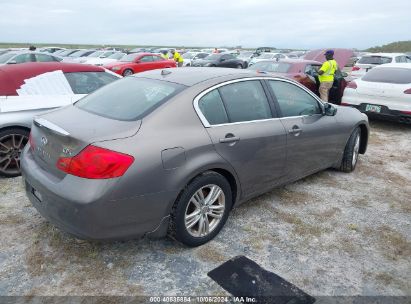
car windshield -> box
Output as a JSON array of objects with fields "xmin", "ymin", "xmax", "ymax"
[
  {"xmin": 120, "ymin": 53, "xmax": 140, "ymax": 62},
  {"xmin": 69, "ymin": 50, "xmax": 88, "ymax": 57},
  {"xmin": 259, "ymin": 53, "xmax": 275, "ymax": 59},
  {"xmin": 58, "ymin": 50, "xmax": 75, "ymax": 56},
  {"xmin": 358, "ymin": 56, "xmax": 392, "ymax": 65},
  {"xmin": 183, "ymin": 52, "xmax": 195, "ymax": 59},
  {"xmin": 247, "ymin": 61, "xmax": 292, "ymax": 73},
  {"xmin": 64, "ymin": 72, "xmax": 120, "ymax": 94},
  {"xmin": 238, "ymin": 52, "xmax": 253, "ymax": 59},
  {"xmin": 0, "ymin": 53, "xmax": 16, "ymax": 63},
  {"xmin": 108, "ymin": 52, "xmax": 126, "ymax": 59},
  {"xmin": 87, "ymin": 51, "xmax": 104, "ymax": 58},
  {"xmin": 75, "ymin": 77, "xmax": 186, "ymax": 121},
  {"xmin": 362, "ymin": 67, "xmax": 411, "ymax": 84}
]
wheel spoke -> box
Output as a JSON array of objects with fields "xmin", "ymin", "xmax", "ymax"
[
  {"xmin": 186, "ymin": 214, "xmax": 201, "ymax": 229},
  {"xmin": 14, "ymin": 157, "xmax": 20, "ymax": 170},
  {"xmin": 0, "ymin": 142, "xmax": 11, "ymax": 153},
  {"xmin": 203, "ymin": 215, "xmax": 210, "ymax": 235},
  {"xmin": 208, "ymin": 211, "xmax": 223, "ymax": 219},
  {"xmin": 185, "ymin": 209, "xmax": 200, "ymax": 221},
  {"xmin": 16, "ymin": 136, "xmax": 25, "ymax": 149},
  {"xmin": 1, "ymin": 158, "xmax": 12, "ymax": 171},
  {"xmin": 205, "ymin": 186, "xmax": 221, "ymax": 205},
  {"xmin": 197, "ymin": 216, "xmax": 205, "ymax": 236}
]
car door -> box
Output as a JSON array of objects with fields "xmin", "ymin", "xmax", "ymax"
[
  {"xmin": 151, "ymin": 55, "xmax": 169, "ymax": 68},
  {"xmin": 218, "ymin": 54, "xmax": 234, "ymax": 67},
  {"xmin": 196, "ymin": 79, "xmax": 287, "ymax": 198},
  {"xmin": 134, "ymin": 55, "xmax": 154, "ymax": 73},
  {"xmin": 266, "ymin": 79, "xmax": 341, "ymax": 180}
]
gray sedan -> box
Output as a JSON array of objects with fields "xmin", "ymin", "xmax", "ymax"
[{"xmin": 21, "ymin": 68, "xmax": 369, "ymax": 246}]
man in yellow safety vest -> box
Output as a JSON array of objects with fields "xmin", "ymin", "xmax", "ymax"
[
  {"xmin": 318, "ymin": 49, "xmax": 338, "ymax": 102},
  {"xmin": 170, "ymin": 49, "xmax": 184, "ymax": 67}
]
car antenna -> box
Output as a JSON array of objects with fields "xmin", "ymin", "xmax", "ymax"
[{"xmin": 161, "ymin": 69, "xmax": 172, "ymax": 76}]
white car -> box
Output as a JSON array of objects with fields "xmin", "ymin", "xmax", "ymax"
[
  {"xmin": 351, "ymin": 53, "xmax": 411, "ymax": 79},
  {"xmin": 81, "ymin": 52, "xmax": 126, "ymax": 66},
  {"xmin": 182, "ymin": 52, "xmax": 209, "ymax": 66},
  {"xmin": 71, "ymin": 50, "xmax": 117, "ymax": 64},
  {"xmin": 248, "ymin": 52, "xmax": 288, "ymax": 66},
  {"xmin": 342, "ymin": 63, "xmax": 411, "ymax": 124},
  {"xmin": 237, "ymin": 51, "xmax": 254, "ymax": 65}
]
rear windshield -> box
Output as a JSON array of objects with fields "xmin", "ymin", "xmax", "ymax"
[
  {"xmin": 362, "ymin": 67, "xmax": 411, "ymax": 84},
  {"xmin": 75, "ymin": 77, "xmax": 185, "ymax": 121},
  {"xmin": 248, "ymin": 61, "xmax": 291, "ymax": 73},
  {"xmin": 64, "ymin": 72, "xmax": 119, "ymax": 94},
  {"xmin": 358, "ymin": 56, "xmax": 392, "ymax": 65}
]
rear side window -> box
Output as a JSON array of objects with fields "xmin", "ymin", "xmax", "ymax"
[
  {"xmin": 358, "ymin": 56, "xmax": 392, "ymax": 65},
  {"xmin": 14, "ymin": 54, "xmax": 34, "ymax": 63},
  {"xmin": 76, "ymin": 77, "xmax": 185, "ymax": 121},
  {"xmin": 35, "ymin": 54, "xmax": 59, "ymax": 62},
  {"xmin": 64, "ymin": 72, "xmax": 119, "ymax": 94},
  {"xmin": 269, "ymin": 80, "xmax": 321, "ymax": 117},
  {"xmin": 218, "ymin": 81, "xmax": 272, "ymax": 123},
  {"xmin": 198, "ymin": 90, "xmax": 229, "ymax": 125},
  {"xmin": 362, "ymin": 68, "xmax": 411, "ymax": 84}
]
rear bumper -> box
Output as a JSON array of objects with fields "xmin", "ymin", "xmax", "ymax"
[
  {"xmin": 341, "ymin": 103, "xmax": 411, "ymax": 124},
  {"xmin": 21, "ymin": 146, "xmax": 176, "ymax": 240}
]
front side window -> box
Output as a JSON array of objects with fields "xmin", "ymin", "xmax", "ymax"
[
  {"xmin": 218, "ymin": 81, "xmax": 272, "ymax": 123},
  {"xmin": 35, "ymin": 54, "xmax": 58, "ymax": 62},
  {"xmin": 198, "ymin": 90, "xmax": 229, "ymax": 125},
  {"xmin": 269, "ymin": 80, "xmax": 321, "ymax": 117},
  {"xmin": 140, "ymin": 56, "xmax": 153, "ymax": 62},
  {"xmin": 358, "ymin": 56, "xmax": 392, "ymax": 65},
  {"xmin": 76, "ymin": 77, "xmax": 185, "ymax": 121},
  {"xmin": 13, "ymin": 54, "xmax": 34, "ymax": 63},
  {"xmin": 64, "ymin": 71, "xmax": 119, "ymax": 94}
]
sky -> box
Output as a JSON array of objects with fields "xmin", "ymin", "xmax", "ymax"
[{"xmin": 0, "ymin": 0, "xmax": 410, "ymax": 50}]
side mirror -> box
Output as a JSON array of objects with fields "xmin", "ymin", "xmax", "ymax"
[
  {"xmin": 323, "ymin": 103, "xmax": 337, "ymax": 116},
  {"xmin": 220, "ymin": 58, "xmax": 226, "ymax": 62},
  {"xmin": 341, "ymin": 72, "xmax": 348, "ymax": 77},
  {"xmin": 135, "ymin": 60, "xmax": 141, "ymax": 64},
  {"xmin": 7, "ymin": 60, "xmax": 17, "ymax": 64},
  {"xmin": 100, "ymin": 55, "xmax": 106, "ymax": 58}
]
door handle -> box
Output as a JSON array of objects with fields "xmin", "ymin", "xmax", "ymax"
[
  {"xmin": 219, "ymin": 134, "xmax": 240, "ymax": 143},
  {"xmin": 288, "ymin": 125, "xmax": 302, "ymax": 136}
]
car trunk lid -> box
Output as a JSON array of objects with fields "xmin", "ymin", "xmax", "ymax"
[{"xmin": 30, "ymin": 105, "xmax": 141, "ymax": 178}]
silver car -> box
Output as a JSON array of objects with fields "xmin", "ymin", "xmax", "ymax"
[{"xmin": 21, "ymin": 68, "xmax": 369, "ymax": 246}]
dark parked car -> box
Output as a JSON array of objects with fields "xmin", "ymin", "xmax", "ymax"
[
  {"xmin": 21, "ymin": 68, "xmax": 369, "ymax": 246},
  {"xmin": 192, "ymin": 53, "xmax": 246, "ymax": 69},
  {"xmin": 247, "ymin": 59, "xmax": 348, "ymax": 104}
]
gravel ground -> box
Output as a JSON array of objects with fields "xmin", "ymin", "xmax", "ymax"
[{"xmin": 0, "ymin": 120, "xmax": 410, "ymax": 297}]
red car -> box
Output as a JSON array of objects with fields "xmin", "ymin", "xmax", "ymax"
[
  {"xmin": 248, "ymin": 58, "xmax": 349, "ymax": 104},
  {"xmin": 104, "ymin": 52, "xmax": 176, "ymax": 76}
]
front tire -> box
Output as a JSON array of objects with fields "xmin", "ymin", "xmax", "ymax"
[
  {"xmin": 339, "ymin": 127, "xmax": 361, "ymax": 173},
  {"xmin": 122, "ymin": 69, "xmax": 133, "ymax": 76},
  {"xmin": 169, "ymin": 171, "xmax": 232, "ymax": 247},
  {"xmin": 236, "ymin": 64, "xmax": 243, "ymax": 69},
  {"xmin": 0, "ymin": 128, "xmax": 29, "ymax": 177}
]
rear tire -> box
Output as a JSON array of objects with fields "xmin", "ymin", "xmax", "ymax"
[
  {"xmin": 0, "ymin": 128, "xmax": 29, "ymax": 177},
  {"xmin": 122, "ymin": 69, "xmax": 133, "ymax": 76},
  {"xmin": 169, "ymin": 171, "xmax": 232, "ymax": 247},
  {"xmin": 339, "ymin": 127, "xmax": 361, "ymax": 173}
]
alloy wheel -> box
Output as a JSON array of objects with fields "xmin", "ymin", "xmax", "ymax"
[
  {"xmin": 0, "ymin": 133, "xmax": 28, "ymax": 176},
  {"xmin": 184, "ymin": 184, "xmax": 225, "ymax": 237},
  {"xmin": 352, "ymin": 134, "xmax": 360, "ymax": 167}
]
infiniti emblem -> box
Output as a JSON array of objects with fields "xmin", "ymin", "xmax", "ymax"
[{"xmin": 41, "ymin": 136, "xmax": 48, "ymax": 146}]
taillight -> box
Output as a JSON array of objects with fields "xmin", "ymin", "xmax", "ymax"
[
  {"xmin": 404, "ymin": 88, "xmax": 411, "ymax": 94},
  {"xmin": 352, "ymin": 66, "xmax": 360, "ymax": 71},
  {"xmin": 56, "ymin": 145, "xmax": 134, "ymax": 179},
  {"xmin": 346, "ymin": 81, "xmax": 357, "ymax": 89},
  {"xmin": 29, "ymin": 132, "xmax": 35, "ymax": 151}
]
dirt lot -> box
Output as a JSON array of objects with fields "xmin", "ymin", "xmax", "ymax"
[{"xmin": 0, "ymin": 120, "xmax": 410, "ymax": 297}]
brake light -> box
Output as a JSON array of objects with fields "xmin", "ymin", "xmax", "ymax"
[
  {"xmin": 346, "ymin": 81, "xmax": 357, "ymax": 89},
  {"xmin": 29, "ymin": 132, "xmax": 35, "ymax": 151},
  {"xmin": 404, "ymin": 88, "xmax": 411, "ymax": 94},
  {"xmin": 56, "ymin": 145, "xmax": 134, "ymax": 179},
  {"xmin": 352, "ymin": 66, "xmax": 360, "ymax": 71}
]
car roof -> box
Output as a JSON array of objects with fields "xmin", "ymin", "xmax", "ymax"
[
  {"xmin": 363, "ymin": 53, "xmax": 406, "ymax": 57},
  {"xmin": 0, "ymin": 62, "xmax": 106, "ymax": 96},
  {"xmin": 373, "ymin": 63, "xmax": 411, "ymax": 69},
  {"xmin": 133, "ymin": 67, "xmax": 259, "ymax": 86},
  {"xmin": 252, "ymin": 59, "xmax": 322, "ymax": 65}
]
